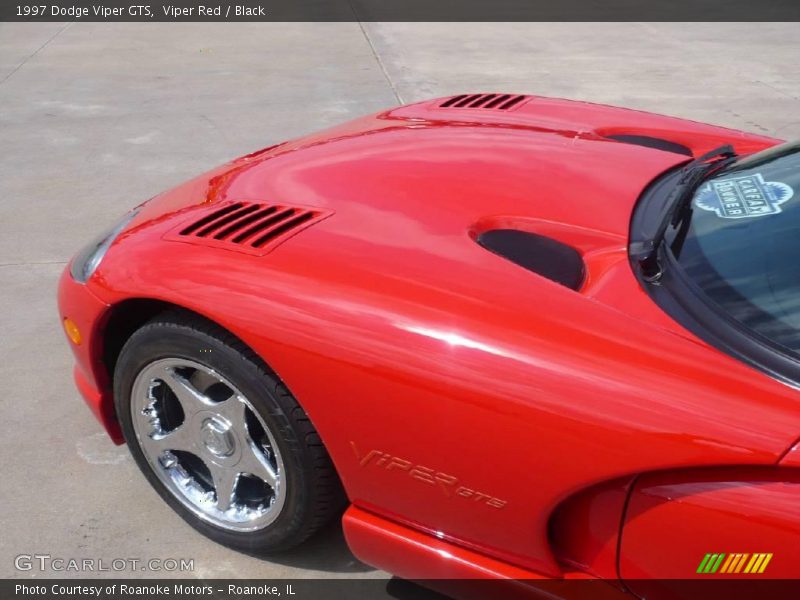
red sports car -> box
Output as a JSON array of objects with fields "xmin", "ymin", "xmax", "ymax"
[{"xmin": 58, "ymin": 95, "xmax": 800, "ymax": 598}]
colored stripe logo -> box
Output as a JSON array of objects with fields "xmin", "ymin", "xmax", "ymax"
[{"xmin": 697, "ymin": 553, "xmax": 772, "ymax": 574}]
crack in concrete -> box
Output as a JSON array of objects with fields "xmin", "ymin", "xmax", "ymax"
[
  {"xmin": 354, "ymin": 21, "xmax": 404, "ymax": 105},
  {"xmin": 0, "ymin": 260, "xmax": 67, "ymax": 268},
  {"xmin": 753, "ymin": 79, "xmax": 800, "ymax": 103},
  {"xmin": 0, "ymin": 21, "xmax": 72, "ymax": 87}
]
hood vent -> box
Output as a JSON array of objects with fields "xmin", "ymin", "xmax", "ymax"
[
  {"xmin": 605, "ymin": 134, "xmax": 692, "ymax": 157},
  {"xmin": 166, "ymin": 201, "xmax": 331, "ymax": 255},
  {"xmin": 439, "ymin": 94, "xmax": 529, "ymax": 111},
  {"xmin": 477, "ymin": 229, "xmax": 584, "ymax": 290}
]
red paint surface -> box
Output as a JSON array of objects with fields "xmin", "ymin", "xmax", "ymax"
[
  {"xmin": 620, "ymin": 468, "xmax": 800, "ymax": 598},
  {"xmin": 58, "ymin": 96, "xmax": 800, "ymax": 584}
]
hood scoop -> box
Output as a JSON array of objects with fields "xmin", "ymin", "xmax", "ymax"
[
  {"xmin": 604, "ymin": 134, "xmax": 692, "ymax": 156},
  {"xmin": 477, "ymin": 229, "xmax": 585, "ymax": 290},
  {"xmin": 165, "ymin": 201, "xmax": 331, "ymax": 255},
  {"xmin": 438, "ymin": 94, "xmax": 529, "ymax": 111}
]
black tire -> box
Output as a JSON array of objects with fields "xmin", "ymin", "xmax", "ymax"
[{"xmin": 113, "ymin": 310, "xmax": 346, "ymax": 553}]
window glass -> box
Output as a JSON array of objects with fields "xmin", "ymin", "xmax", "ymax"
[{"xmin": 670, "ymin": 143, "xmax": 800, "ymax": 351}]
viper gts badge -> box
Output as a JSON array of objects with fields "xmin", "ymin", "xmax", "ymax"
[{"xmin": 350, "ymin": 442, "xmax": 507, "ymax": 509}]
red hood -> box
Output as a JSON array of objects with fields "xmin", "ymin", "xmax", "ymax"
[
  {"xmin": 131, "ymin": 95, "xmax": 779, "ymax": 333},
  {"xmin": 137, "ymin": 95, "xmax": 779, "ymax": 236}
]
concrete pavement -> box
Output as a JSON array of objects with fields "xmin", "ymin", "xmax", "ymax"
[{"xmin": 1, "ymin": 22, "xmax": 798, "ymax": 581}]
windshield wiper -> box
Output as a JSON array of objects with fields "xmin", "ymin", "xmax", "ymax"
[{"xmin": 631, "ymin": 144, "xmax": 737, "ymax": 281}]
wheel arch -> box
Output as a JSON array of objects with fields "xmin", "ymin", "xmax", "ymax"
[
  {"xmin": 102, "ymin": 297, "xmax": 349, "ymax": 548},
  {"xmin": 101, "ymin": 298, "xmax": 178, "ymax": 383},
  {"xmin": 97, "ymin": 297, "xmax": 351, "ymax": 495},
  {"xmin": 98, "ymin": 298, "xmax": 278, "ymax": 434}
]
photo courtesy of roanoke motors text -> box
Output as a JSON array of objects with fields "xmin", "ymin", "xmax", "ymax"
[{"xmin": 2, "ymin": 1, "xmax": 800, "ymax": 599}]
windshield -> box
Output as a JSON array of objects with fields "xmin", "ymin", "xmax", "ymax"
[{"xmin": 667, "ymin": 141, "xmax": 800, "ymax": 352}]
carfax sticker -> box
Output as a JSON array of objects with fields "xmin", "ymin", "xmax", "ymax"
[{"xmin": 695, "ymin": 173, "xmax": 794, "ymax": 219}]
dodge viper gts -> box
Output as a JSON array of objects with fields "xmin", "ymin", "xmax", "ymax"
[{"xmin": 58, "ymin": 95, "xmax": 800, "ymax": 598}]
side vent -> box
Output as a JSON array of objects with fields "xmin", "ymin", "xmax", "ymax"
[
  {"xmin": 477, "ymin": 229, "xmax": 584, "ymax": 290},
  {"xmin": 165, "ymin": 201, "xmax": 331, "ymax": 255},
  {"xmin": 439, "ymin": 94, "xmax": 529, "ymax": 111}
]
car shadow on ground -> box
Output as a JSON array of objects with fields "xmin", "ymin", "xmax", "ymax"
[
  {"xmin": 255, "ymin": 520, "xmax": 375, "ymax": 573},
  {"xmin": 249, "ymin": 521, "xmax": 450, "ymax": 598},
  {"xmin": 256, "ymin": 522, "xmax": 449, "ymax": 599}
]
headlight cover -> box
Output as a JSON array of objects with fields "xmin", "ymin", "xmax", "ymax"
[{"xmin": 69, "ymin": 208, "xmax": 141, "ymax": 283}]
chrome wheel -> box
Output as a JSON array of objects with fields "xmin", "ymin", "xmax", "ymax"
[{"xmin": 130, "ymin": 357, "xmax": 286, "ymax": 532}]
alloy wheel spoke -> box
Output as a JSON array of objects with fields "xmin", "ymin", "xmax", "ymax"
[
  {"xmin": 149, "ymin": 423, "xmax": 196, "ymax": 454},
  {"xmin": 208, "ymin": 462, "xmax": 239, "ymax": 512},
  {"xmin": 216, "ymin": 394, "xmax": 248, "ymax": 431},
  {"xmin": 155, "ymin": 365, "xmax": 215, "ymax": 418},
  {"xmin": 240, "ymin": 441, "xmax": 278, "ymax": 489}
]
